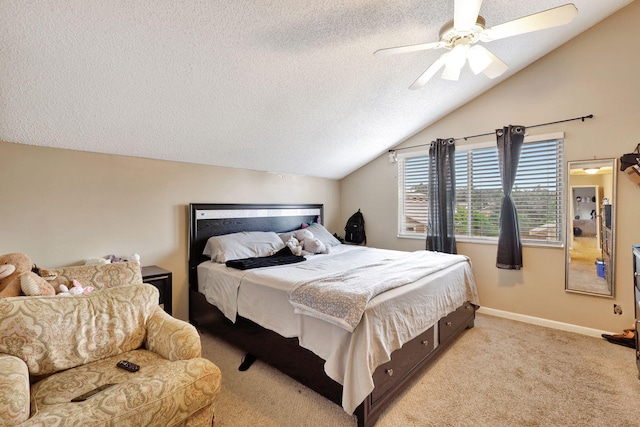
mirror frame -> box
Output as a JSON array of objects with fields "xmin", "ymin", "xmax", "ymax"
[{"xmin": 565, "ymin": 158, "xmax": 617, "ymax": 297}]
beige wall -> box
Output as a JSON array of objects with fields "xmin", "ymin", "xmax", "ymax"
[
  {"xmin": 341, "ymin": 2, "xmax": 640, "ymax": 332},
  {"xmin": 0, "ymin": 142, "xmax": 340, "ymax": 320}
]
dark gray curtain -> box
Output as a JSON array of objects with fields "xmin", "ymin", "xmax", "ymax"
[
  {"xmin": 426, "ymin": 138, "xmax": 457, "ymax": 254},
  {"xmin": 496, "ymin": 125, "xmax": 525, "ymax": 269}
]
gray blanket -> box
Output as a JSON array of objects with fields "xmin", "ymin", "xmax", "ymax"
[{"xmin": 287, "ymin": 250, "xmax": 468, "ymax": 332}]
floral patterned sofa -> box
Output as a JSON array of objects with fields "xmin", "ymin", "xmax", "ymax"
[{"xmin": 0, "ymin": 262, "xmax": 222, "ymax": 427}]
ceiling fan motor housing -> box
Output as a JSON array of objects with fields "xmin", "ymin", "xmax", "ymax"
[{"xmin": 439, "ymin": 16, "xmax": 486, "ymax": 48}]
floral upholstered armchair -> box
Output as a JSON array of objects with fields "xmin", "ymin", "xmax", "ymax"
[{"xmin": 0, "ymin": 263, "xmax": 221, "ymax": 427}]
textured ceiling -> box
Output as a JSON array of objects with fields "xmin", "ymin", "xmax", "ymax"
[{"xmin": 0, "ymin": 1, "xmax": 632, "ymax": 179}]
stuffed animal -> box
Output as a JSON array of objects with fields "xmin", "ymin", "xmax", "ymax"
[
  {"xmin": 130, "ymin": 253, "xmax": 141, "ymax": 265},
  {"xmin": 286, "ymin": 236, "xmax": 303, "ymax": 256},
  {"xmin": 108, "ymin": 254, "xmax": 126, "ymax": 263},
  {"xmin": 301, "ymin": 237, "xmax": 328, "ymax": 255},
  {"xmin": 294, "ymin": 229, "xmax": 313, "ymax": 242},
  {"xmin": 58, "ymin": 279, "xmax": 94, "ymax": 296},
  {"xmin": 107, "ymin": 254, "xmax": 140, "ymax": 264},
  {"xmin": 293, "ymin": 229, "xmax": 329, "ymax": 255},
  {"xmin": 0, "ymin": 253, "xmax": 56, "ymax": 298}
]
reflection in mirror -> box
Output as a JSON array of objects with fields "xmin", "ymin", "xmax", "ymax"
[{"xmin": 565, "ymin": 159, "xmax": 617, "ymax": 297}]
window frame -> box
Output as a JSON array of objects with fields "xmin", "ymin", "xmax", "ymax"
[{"xmin": 397, "ymin": 132, "xmax": 564, "ymax": 247}]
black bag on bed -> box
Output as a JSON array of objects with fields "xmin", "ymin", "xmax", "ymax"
[{"xmin": 344, "ymin": 209, "xmax": 366, "ymax": 244}]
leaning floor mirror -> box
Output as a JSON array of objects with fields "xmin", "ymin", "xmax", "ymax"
[{"xmin": 565, "ymin": 158, "xmax": 617, "ymax": 297}]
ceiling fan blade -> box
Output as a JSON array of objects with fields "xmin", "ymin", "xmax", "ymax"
[
  {"xmin": 454, "ymin": 0, "xmax": 483, "ymax": 31},
  {"xmin": 480, "ymin": 48, "xmax": 508, "ymax": 79},
  {"xmin": 480, "ymin": 4, "xmax": 578, "ymax": 42},
  {"xmin": 409, "ymin": 54, "xmax": 448, "ymax": 90},
  {"xmin": 374, "ymin": 41, "xmax": 445, "ymax": 57},
  {"xmin": 441, "ymin": 62, "xmax": 462, "ymax": 81}
]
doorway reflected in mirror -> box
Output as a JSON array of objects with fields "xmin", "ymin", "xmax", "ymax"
[
  {"xmin": 566, "ymin": 159, "xmax": 616, "ymax": 297},
  {"xmin": 569, "ymin": 234, "xmax": 607, "ymax": 294}
]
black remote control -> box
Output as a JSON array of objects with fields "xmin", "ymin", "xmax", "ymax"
[
  {"xmin": 71, "ymin": 383, "xmax": 116, "ymax": 402},
  {"xmin": 116, "ymin": 360, "xmax": 140, "ymax": 372}
]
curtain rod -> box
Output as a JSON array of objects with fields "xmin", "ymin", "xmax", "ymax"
[{"xmin": 388, "ymin": 114, "xmax": 594, "ymax": 153}]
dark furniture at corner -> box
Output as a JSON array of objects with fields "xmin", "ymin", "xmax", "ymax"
[
  {"xmin": 142, "ymin": 265, "xmax": 173, "ymax": 316},
  {"xmin": 633, "ymin": 245, "xmax": 640, "ymax": 376}
]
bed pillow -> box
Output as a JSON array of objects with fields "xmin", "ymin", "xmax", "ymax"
[
  {"xmin": 306, "ymin": 223, "xmax": 342, "ymax": 247},
  {"xmin": 280, "ymin": 223, "xmax": 341, "ymax": 248},
  {"xmin": 203, "ymin": 231, "xmax": 286, "ymax": 263}
]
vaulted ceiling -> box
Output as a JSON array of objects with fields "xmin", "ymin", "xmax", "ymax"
[{"xmin": 0, "ymin": 1, "xmax": 632, "ymax": 179}]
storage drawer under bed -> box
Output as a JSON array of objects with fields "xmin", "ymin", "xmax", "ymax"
[
  {"xmin": 370, "ymin": 302, "xmax": 476, "ymax": 404},
  {"xmin": 439, "ymin": 302, "xmax": 476, "ymax": 343},
  {"xmin": 371, "ymin": 326, "xmax": 435, "ymax": 403}
]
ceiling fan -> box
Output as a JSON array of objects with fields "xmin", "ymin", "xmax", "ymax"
[{"xmin": 374, "ymin": 1, "xmax": 578, "ymax": 89}]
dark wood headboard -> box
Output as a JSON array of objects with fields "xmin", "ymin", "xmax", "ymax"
[{"xmin": 188, "ymin": 203, "xmax": 324, "ymax": 289}]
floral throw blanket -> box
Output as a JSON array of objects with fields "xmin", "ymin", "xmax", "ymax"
[{"xmin": 287, "ymin": 250, "xmax": 468, "ymax": 332}]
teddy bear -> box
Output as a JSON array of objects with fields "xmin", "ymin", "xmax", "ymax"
[
  {"xmin": 0, "ymin": 253, "xmax": 56, "ymax": 298},
  {"xmin": 293, "ymin": 229, "xmax": 329, "ymax": 255}
]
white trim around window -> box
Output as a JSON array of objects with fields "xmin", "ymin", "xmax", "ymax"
[{"xmin": 398, "ymin": 132, "xmax": 565, "ymax": 247}]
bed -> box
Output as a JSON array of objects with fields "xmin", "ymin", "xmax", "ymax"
[{"xmin": 188, "ymin": 203, "xmax": 479, "ymax": 427}]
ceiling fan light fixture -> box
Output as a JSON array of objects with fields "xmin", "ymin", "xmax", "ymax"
[
  {"xmin": 442, "ymin": 40, "xmax": 469, "ymax": 80},
  {"xmin": 467, "ymin": 45, "xmax": 492, "ymax": 74}
]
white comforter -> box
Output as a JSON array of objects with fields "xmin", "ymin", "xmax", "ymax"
[{"xmin": 197, "ymin": 245, "xmax": 479, "ymax": 414}]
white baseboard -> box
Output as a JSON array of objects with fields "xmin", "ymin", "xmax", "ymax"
[{"xmin": 477, "ymin": 307, "xmax": 613, "ymax": 338}]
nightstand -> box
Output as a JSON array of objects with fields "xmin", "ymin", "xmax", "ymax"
[{"xmin": 141, "ymin": 265, "xmax": 173, "ymax": 315}]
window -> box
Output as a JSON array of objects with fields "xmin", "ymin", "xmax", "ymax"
[{"xmin": 398, "ymin": 134, "xmax": 564, "ymax": 245}]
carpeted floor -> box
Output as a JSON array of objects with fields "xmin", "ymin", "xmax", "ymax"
[{"xmin": 199, "ymin": 313, "xmax": 640, "ymax": 426}]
